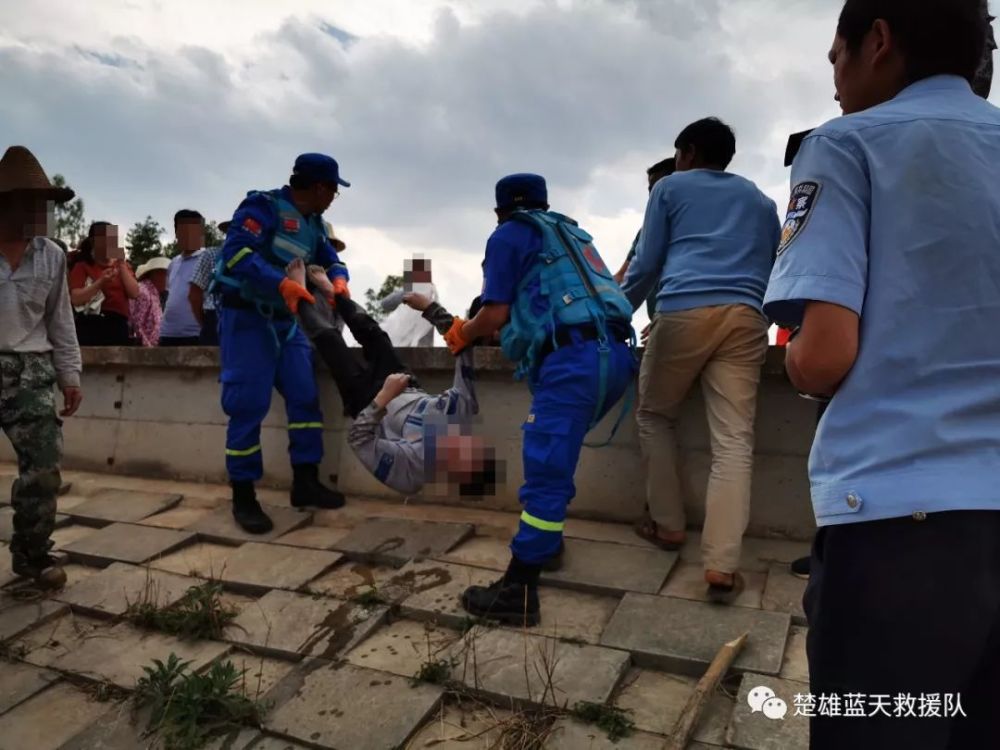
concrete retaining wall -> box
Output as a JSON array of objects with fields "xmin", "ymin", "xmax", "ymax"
[{"xmin": 0, "ymin": 346, "xmax": 818, "ymax": 539}]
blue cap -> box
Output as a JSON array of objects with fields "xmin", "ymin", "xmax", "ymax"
[
  {"xmin": 495, "ymin": 173, "xmax": 547, "ymax": 210},
  {"xmin": 293, "ymin": 153, "xmax": 350, "ymax": 188}
]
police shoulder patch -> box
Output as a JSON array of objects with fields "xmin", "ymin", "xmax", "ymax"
[
  {"xmin": 242, "ymin": 217, "xmax": 263, "ymax": 237},
  {"xmin": 777, "ymin": 181, "xmax": 822, "ymax": 257}
]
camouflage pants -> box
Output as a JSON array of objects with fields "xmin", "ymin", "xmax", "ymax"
[{"xmin": 0, "ymin": 353, "xmax": 62, "ymax": 563}]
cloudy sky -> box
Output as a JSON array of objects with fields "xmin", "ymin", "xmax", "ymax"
[{"xmin": 3, "ymin": 0, "xmax": 997, "ymax": 333}]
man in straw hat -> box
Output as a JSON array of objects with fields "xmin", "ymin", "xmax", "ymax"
[{"xmin": 0, "ymin": 146, "xmax": 83, "ymax": 589}]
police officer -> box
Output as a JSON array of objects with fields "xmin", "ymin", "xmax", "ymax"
[
  {"xmin": 764, "ymin": 1, "xmax": 1000, "ymax": 747},
  {"xmin": 217, "ymin": 154, "xmax": 350, "ymax": 533},
  {"xmin": 446, "ymin": 174, "xmax": 637, "ymax": 625}
]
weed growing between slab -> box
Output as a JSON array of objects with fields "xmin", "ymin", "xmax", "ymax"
[
  {"xmin": 126, "ymin": 578, "xmax": 238, "ymax": 640},
  {"xmin": 134, "ymin": 653, "xmax": 263, "ymax": 750},
  {"xmin": 350, "ymin": 585, "xmax": 386, "ymax": 607},
  {"xmin": 570, "ymin": 701, "xmax": 635, "ymax": 742}
]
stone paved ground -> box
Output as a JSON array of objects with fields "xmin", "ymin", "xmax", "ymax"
[{"xmin": 0, "ymin": 465, "xmax": 811, "ymax": 750}]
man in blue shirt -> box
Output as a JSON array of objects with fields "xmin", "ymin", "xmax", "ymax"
[
  {"xmin": 764, "ymin": 1, "xmax": 999, "ymax": 746},
  {"xmin": 445, "ymin": 174, "xmax": 636, "ymax": 626},
  {"xmin": 217, "ymin": 154, "xmax": 351, "ymax": 533},
  {"xmin": 622, "ymin": 118, "xmax": 780, "ymax": 603},
  {"xmin": 159, "ymin": 210, "xmax": 206, "ymax": 346}
]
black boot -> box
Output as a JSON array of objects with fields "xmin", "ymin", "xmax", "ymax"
[
  {"xmin": 11, "ymin": 550, "xmax": 67, "ymax": 590},
  {"xmin": 461, "ymin": 557, "xmax": 541, "ymax": 626},
  {"xmin": 291, "ymin": 464, "xmax": 345, "ymax": 510},
  {"xmin": 231, "ymin": 481, "xmax": 273, "ymax": 534}
]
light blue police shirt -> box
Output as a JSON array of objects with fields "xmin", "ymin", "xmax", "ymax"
[
  {"xmin": 622, "ymin": 169, "xmax": 781, "ymax": 314},
  {"xmin": 764, "ymin": 75, "xmax": 1000, "ymax": 527}
]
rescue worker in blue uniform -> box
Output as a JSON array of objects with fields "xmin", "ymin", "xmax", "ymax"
[
  {"xmin": 444, "ymin": 174, "xmax": 637, "ymax": 625},
  {"xmin": 763, "ymin": 1, "xmax": 1000, "ymax": 747},
  {"xmin": 217, "ymin": 153, "xmax": 350, "ymax": 533}
]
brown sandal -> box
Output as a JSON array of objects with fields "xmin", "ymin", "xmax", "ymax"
[
  {"xmin": 706, "ymin": 572, "xmax": 745, "ymax": 605},
  {"xmin": 634, "ymin": 514, "xmax": 685, "ymax": 551}
]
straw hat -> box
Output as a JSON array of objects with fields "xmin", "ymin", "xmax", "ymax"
[
  {"xmin": 0, "ymin": 146, "xmax": 75, "ymax": 203},
  {"xmin": 324, "ymin": 221, "xmax": 346, "ymax": 252},
  {"xmin": 136, "ymin": 256, "xmax": 171, "ymax": 280}
]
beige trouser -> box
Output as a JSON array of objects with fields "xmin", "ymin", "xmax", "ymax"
[{"xmin": 637, "ymin": 304, "xmax": 768, "ymax": 573}]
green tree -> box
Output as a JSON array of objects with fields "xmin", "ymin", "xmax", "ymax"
[
  {"xmin": 126, "ymin": 216, "xmax": 170, "ymax": 267},
  {"xmin": 364, "ymin": 274, "xmax": 404, "ymax": 322},
  {"xmin": 51, "ymin": 174, "xmax": 86, "ymax": 246},
  {"xmin": 204, "ymin": 220, "xmax": 225, "ymax": 248}
]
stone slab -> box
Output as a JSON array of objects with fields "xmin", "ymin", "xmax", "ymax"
[
  {"xmin": 52, "ymin": 621, "xmax": 230, "ymax": 690},
  {"xmin": 303, "ymin": 561, "xmax": 404, "ymax": 602},
  {"xmin": 149, "ymin": 542, "xmax": 240, "ymax": 579},
  {"xmin": 49, "ymin": 524, "xmax": 99, "ymax": 551},
  {"xmin": 11, "ymin": 612, "xmax": 109, "ymax": 668},
  {"xmin": 440, "ymin": 535, "xmax": 508, "ymax": 571},
  {"xmin": 614, "ymin": 667, "xmax": 695, "ymax": 736},
  {"xmin": 137, "ymin": 503, "xmax": 212, "ymax": 530},
  {"xmin": 64, "ymin": 488, "xmax": 182, "ymax": 525},
  {"xmin": 600, "ymin": 593, "xmax": 791, "ymax": 676},
  {"xmin": 780, "ymin": 625, "xmax": 809, "ymax": 683},
  {"xmin": 661, "ymin": 562, "xmax": 767, "ymax": 610},
  {"xmin": 54, "ymin": 494, "xmax": 90, "ymax": 512},
  {"xmin": 333, "ymin": 517, "xmax": 474, "ymax": 567},
  {"xmin": 539, "ymin": 538, "xmax": 678, "ymax": 597},
  {"xmin": 226, "ymin": 653, "xmax": 297, "ymax": 703},
  {"xmin": 57, "ymin": 705, "xmax": 150, "ymax": 750},
  {"xmin": 345, "ymin": 618, "xmax": 461, "ymax": 678},
  {"xmin": 218, "ymin": 543, "xmax": 342, "ymax": 594},
  {"xmin": 762, "ymin": 563, "xmax": 807, "ymax": 625},
  {"xmin": 446, "ymin": 626, "xmax": 630, "ymax": 709},
  {"xmin": 546, "ymin": 719, "xmax": 670, "ymax": 750},
  {"xmin": 563, "ymin": 518, "xmax": 660, "ymax": 549},
  {"xmin": 397, "ymin": 560, "xmax": 499, "ymax": 628},
  {"xmin": 189, "ymin": 505, "xmax": 311, "ymax": 545},
  {"xmin": 0, "ymin": 661, "xmax": 59, "ymax": 715},
  {"xmin": 56, "ymin": 561, "xmax": 200, "ymax": 618},
  {"xmin": 0, "ymin": 598, "xmax": 68, "ymax": 642},
  {"xmin": 730, "ymin": 673, "xmax": 810, "ymax": 750},
  {"xmin": 265, "ymin": 659, "xmax": 443, "ymax": 750},
  {"xmin": 0, "ymin": 543, "xmax": 15, "ymax": 588},
  {"xmin": 0, "ymin": 682, "xmax": 110, "ymax": 750},
  {"xmin": 407, "ymin": 702, "xmax": 514, "ymax": 750},
  {"xmin": 274, "ymin": 525, "xmax": 351, "ymax": 550},
  {"xmin": 61, "ymin": 522, "xmax": 196, "ymax": 567},
  {"xmin": 226, "ymin": 588, "xmax": 388, "ymax": 660}
]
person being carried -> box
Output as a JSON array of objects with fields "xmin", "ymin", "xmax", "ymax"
[{"xmin": 285, "ymin": 259, "xmax": 497, "ymax": 497}]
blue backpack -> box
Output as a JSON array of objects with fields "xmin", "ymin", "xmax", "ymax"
[{"xmin": 501, "ymin": 209, "xmax": 636, "ymax": 445}]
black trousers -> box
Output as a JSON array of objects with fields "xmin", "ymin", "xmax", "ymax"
[
  {"xmin": 310, "ymin": 297, "xmax": 410, "ymax": 418},
  {"xmin": 200, "ymin": 309, "xmax": 219, "ymax": 346},
  {"xmin": 75, "ymin": 312, "xmax": 130, "ymax": 346},
  {"xmin": 806, "ymin": 511, "xmax": 1000, "ymax": 749},
  {"xmin": 158, "ymin": 336, "xmax": 201, "ymax": 347}
]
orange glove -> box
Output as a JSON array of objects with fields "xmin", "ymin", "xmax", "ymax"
[
  {"xmin": 278, "ymin": 278, "xmax": 315, "ymax": 314},
  {"xmin": 444, "ymin": 317, "xmax": 471, "ymax": 355},
  {"xmin": 333, "ymin": 277, "xmax": 350, "ymax": 299}
]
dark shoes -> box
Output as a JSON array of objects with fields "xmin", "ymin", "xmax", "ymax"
[
  {"xmin": 290, "ymin": 464, "xmax": 345, "ymax": 510},
  {"xmin": 231, "ymin": 481, "xmax": 274, "ymax": 535},
  {"xmin": 11, "ymin": 552, "xmax": 67, "ymax": 590},
  {"xmin": 705, "ymin": 570, "xmax": 745, "ymax": 605},
  {"xmin": 790, "ymin": 556, "xmax": 811, "ymax": 579},
  {"xmin": 461, "ymin": 556, "xmax": 542, "ymax": 627},
  {"xmin": 461, "ymin": 577, "xmax": 541, "ymax": 627}
]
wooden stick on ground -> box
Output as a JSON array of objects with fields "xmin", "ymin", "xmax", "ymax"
[{"xmin": 664, "ymin": 632, "xmax": 749, "ymax": 750}]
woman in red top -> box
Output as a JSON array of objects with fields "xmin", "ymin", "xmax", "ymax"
[{"xmin": 68, "ymin": 222, "xmax": 140, "ymax": 345}]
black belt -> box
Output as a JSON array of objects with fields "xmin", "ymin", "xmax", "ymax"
[
  {"xmin": 220, "ymin": 296, "xmax": 293, "ymax": 319},
  {"xmin": 538, "ymin": 323, "xmax": 629, "ymax": 361}
]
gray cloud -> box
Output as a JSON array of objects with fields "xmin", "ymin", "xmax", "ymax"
[{"xmin": 0, "ymin": 0, "xmax": 849, "ymax": 255}]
